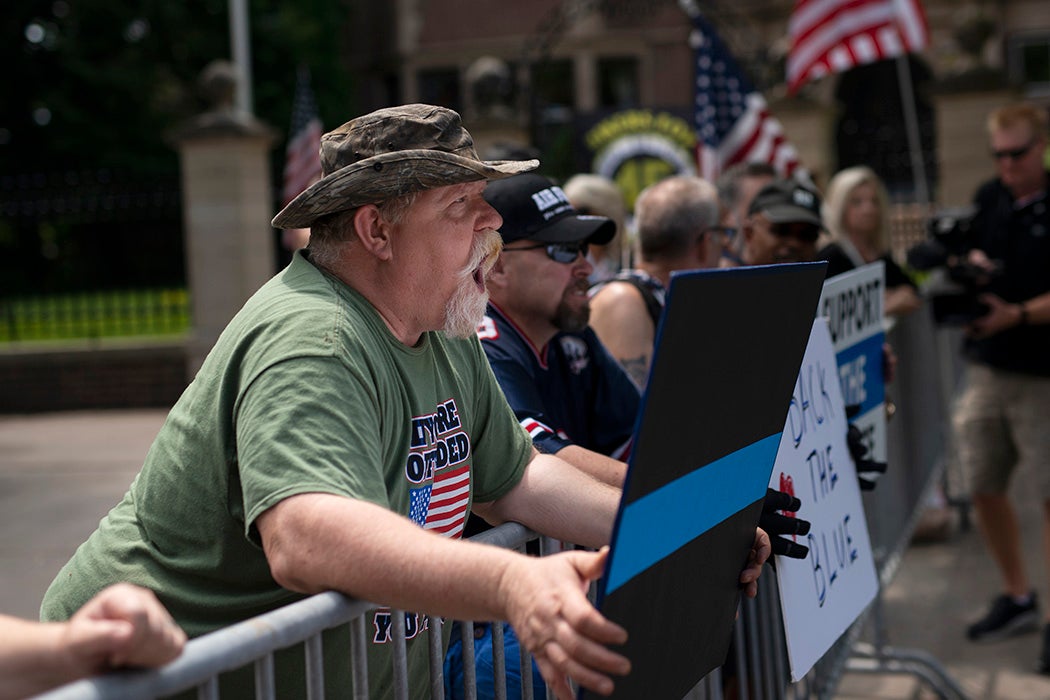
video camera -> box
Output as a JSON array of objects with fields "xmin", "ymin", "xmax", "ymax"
[{"xmin": 906, "ymin": 208, "xmax": 1002, "ymax": 325}]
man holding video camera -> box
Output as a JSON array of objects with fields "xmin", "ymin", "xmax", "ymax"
[{"xmin": 955, "ymin": 103, "xmax": 1050, "ymax": 670}]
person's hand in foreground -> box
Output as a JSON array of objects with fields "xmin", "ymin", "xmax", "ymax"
[
  {"xmin": 65, "ymin": 582, "xmax": 186, "ymax": 671},
  {"xmin": 761, "ymin": 489, "xmax": 811, "ymax": 559},
  {"xmin": 0, "ymin": 582, "xmax": 185, "ymax": 700},
  {"xmin": 502, "ymin": 547, "xmax": 629, "ymax": 699},
  {"xmin": 740, "ymin": 528, "xmax": 772, "ymax": 598}
]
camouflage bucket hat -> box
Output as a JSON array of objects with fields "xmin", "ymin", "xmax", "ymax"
[{"xmin": 272, "ymin": 104, "xmax": 539, "ymax": 229}]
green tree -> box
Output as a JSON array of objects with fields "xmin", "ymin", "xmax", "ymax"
[{"xmin": 0, "ymin": 0, "xmax": 362, "ymax": 293}]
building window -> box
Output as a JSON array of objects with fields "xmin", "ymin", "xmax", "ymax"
[
  {"xmin": 528, "ymin": 59, "xmax": 575, "ymax": 179},
  {"xmin": 1009, "ymin": 33, "xmax": 1050, "ymax": 96},
  {"xmin": 418, "ymin": 68, "xmax": 462, "ymax": 112},
  {"xmin": 598, "ymin": 57, "xmax": 639, "ymax": 109},
  {"xmin": 530, "ymin": 59, "xmax": 575, "ymax": 116}
]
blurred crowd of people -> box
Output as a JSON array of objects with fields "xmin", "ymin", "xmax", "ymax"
[{"xmin": 14, "ymin": 99, "xmax": 1050, "ymax": 699}]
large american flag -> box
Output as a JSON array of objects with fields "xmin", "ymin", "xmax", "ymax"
[
  {"xmin": 408, "ymin": 464, "xmax": 471, "ymax": 539},
  {"xmin": 690, "ymin": 13, "xmax": 802, "ymax": 182},
  {"xmin": 786, "ymin": 0, "xmax": 929, "ymax": 95},
  {"xmin": 281, "ymin": 66, "xmax": 323, "ymax": 207}
]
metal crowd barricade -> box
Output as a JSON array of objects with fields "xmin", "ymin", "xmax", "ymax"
[
  {"xmin": 35, "ymin": 301, "xmax": 965, "ymax": 700},
  {"xmin": 35, "ymin": 524, "xmax": 539, "ymax": 700}
]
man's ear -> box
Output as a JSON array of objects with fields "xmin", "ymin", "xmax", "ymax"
[
  {"xmin": 352, "ymin": 205, "xmax": 393, "ymax": 260},
  {"xmin": 694, "ymin": 229, "xmax": 714, "ymax": 267},
  {"xmin": 741, "ymin": 217, "xmax": 757, "ymax": 246}
]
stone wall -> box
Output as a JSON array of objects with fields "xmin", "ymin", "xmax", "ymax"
[{"xmin": 0, "ymin": 341, "xmax": 187, "ymax": 414}]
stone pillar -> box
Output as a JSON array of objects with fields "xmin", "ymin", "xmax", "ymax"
[
  {"xmin": 463, "ymin": 56, "xmax": 531, "ymax": 159},
  {"xmin": 167, "ymin": 60, "xmax": 277, "ymax": 379}
]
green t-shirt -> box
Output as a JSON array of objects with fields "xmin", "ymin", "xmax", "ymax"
[{"xmin": 41, "ymin": 251, "xmax": 533, "ymax": 698}]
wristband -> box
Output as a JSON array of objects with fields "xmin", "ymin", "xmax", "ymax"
[{"xmin": 1019, "ymin": 303, "xmax": 1029, "ymax": 326}]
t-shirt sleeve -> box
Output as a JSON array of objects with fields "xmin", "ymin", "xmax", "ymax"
[
  {"xmin": 235, "ymin": 355, "xmax": 390, "ymax": 541},
  {"xmin": 467, "ymin": 341, "xmax": 534, "ymax": 503}
]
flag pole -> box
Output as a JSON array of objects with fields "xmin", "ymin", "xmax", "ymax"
[
  {"xmin": 228, "ymin": 0, "xmax": 254, "ymax": 115},
  {"xmin": 894, "ymin": 55, "xmax": 930, "ymax": 205}
]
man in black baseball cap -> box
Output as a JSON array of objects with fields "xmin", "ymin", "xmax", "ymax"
[
  {"xmin": 483, "ymin": 172, "xmax": 616, "ymax": 337},
  {"xmin": 741, "ymin": 178, "xmax": 825, "ymax": 265},
  {"xmin": 479, "ymin": 171, "xmax": 631, "ymax": 478}
]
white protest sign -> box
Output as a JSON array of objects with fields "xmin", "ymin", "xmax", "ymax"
[
  {"xmin": 769, "ymin": 318, "xmax": 879, "ymax": 681},
  {"xmin": 817, "ymin": 261, "xmax": 886, "ymax": 464}
]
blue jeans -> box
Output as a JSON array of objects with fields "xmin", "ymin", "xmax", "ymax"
[{"xmin": 444, "ymin": 621, "xmax": 546, "ymax": 700}]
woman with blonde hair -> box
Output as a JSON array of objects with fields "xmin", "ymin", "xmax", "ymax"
[{"xmin": 819, "ymin": 165, "xmax": 921, "ymax": 317}]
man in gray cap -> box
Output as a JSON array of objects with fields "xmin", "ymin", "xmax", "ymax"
[
  {"xmin": 41, "ymin": 105, "xmax": 762, "ymax": 699},
  {"xmin": 740, "ymin": 178, "xmax": 824, "ymax": 266}
]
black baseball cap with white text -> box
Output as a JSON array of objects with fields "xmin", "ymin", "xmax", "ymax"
[
  {"xmin": 484, "ymin": 173, "xmax": 616, "ymax": 246},
  {"xmin": 748, "ymin": 179, "xmax": 824, "ymax": 228}
]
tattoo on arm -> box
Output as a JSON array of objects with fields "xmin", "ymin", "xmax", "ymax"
[{"xmin": 619, "ymin": 355, "xmax": 650, "ymax": 389}]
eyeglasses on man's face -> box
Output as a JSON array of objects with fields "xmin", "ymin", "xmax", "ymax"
[
  {"xmin": 771, "ymin": 222, "xmax": 820, "ymax": 243},
  {"xmin": 502, "ymin": 241, "xmax": 589, "ymax": 264},
  {"xmin": 991, "ymin": 140, "xmax": 1036, "ymax": 162}
]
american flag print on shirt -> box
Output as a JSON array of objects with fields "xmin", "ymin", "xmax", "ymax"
[
  {"xmin": 409, "ymin": 465, "xmax": 471, "ymax": 539},
  {"xmin": 406, "ymin": 398, "xmax": 472, "ymax": 540}
]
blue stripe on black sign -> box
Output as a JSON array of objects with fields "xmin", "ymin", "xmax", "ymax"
[{"xmin": 605, "ymin": 433, "xmax": 782, "ymax": 594}]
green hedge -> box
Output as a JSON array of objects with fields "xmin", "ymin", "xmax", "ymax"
[{"xmin": 0, "ymin": 289, "xmax": 190, "ymax": 342}]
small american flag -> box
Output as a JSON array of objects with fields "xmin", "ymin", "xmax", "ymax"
[
  {"xmin": 786, "ymin": 0, "xmax": 929, "ymax": 95},
  {"xmin": 409, "ymin": 464, "xmax": 471, "ymax": 539},
  {"xmin": 281, "ymin": 66, "xmax": 323, "ymax": 207},
  {"xmin": 690, "ymin": 13, "xmax": 802, "ymax": 182}
]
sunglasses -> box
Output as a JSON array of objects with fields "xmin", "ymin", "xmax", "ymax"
[
  {"xmin": 503, "ymin": 241, "xmax": 589, "ymax": 264},
  {"xmin": 991, "ymin": 140, "xmax": 1035, "ymax": 161},
  {"xmin": 771, "ymin": 222, "xmax": 820, "ymax": 243}
]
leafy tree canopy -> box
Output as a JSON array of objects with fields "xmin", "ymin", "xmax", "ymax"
[{"xmin": 1, "ymin": 0, "xmax": 358, "ymax": 179}]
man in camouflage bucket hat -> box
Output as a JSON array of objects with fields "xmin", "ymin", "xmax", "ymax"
[
  {"xmin": 45, "ymin": 104, "xmax": 769, "ymax": 699},
  {"xmin": 273, "ymin": 103, "xmax": 537, "ymax": 228}
]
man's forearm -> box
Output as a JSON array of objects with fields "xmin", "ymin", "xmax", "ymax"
[
  {"xmin": 259, "ymin": 494, "xmax": 534, "ymax": 622},
  {"xmin": 258, "ymin": 492, "xmax": 630, "ymax": 699},
  {"xmin": 1018, "ymin": 290, "xmax": 1050, "ymax": 325},
  {"xmin": 554, "ymin": 445, "xmax": 626, "ymax": 488},
  {"xmin": 0, "ymin": 617, "xmax": 80, "ymax": 699},
  {"xmin": 478, "ymin": 452, "xmax": 620, "ymax": 548}
]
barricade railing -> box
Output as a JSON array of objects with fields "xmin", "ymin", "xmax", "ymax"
[
  {"xmin": 35, "ymin": 302, "xmax": 965, "ymax": 700},
  {"xmin": 34, "ymin": 524, "xmax": 541, "ymax": 700}
]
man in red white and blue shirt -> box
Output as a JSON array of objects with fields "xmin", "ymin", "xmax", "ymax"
[{"xmin": 479, "ymin": 173, "xmax": 641, "ymax": 486}]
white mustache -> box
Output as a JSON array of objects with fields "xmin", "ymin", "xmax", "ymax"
[{"xmin": 460, "ymin": 229, "xmax": 502, "ymax": 281}]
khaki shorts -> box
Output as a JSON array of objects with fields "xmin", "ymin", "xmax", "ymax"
[{"xmin": 953, "ymin": 363, "xmax": 1050, "ymax": 496}]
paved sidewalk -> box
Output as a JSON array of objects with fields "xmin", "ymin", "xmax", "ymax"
[
  {"xmin": 0, "ymin": 409, "xmax": 167, "ymax": 620},
  {"xmin": 3, "ymin": 409, "xmax": 1050, "ymax": 699},
  {"xmin": 836, "ymin": 474, "xmax": 1050, "ymax": 698}
]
